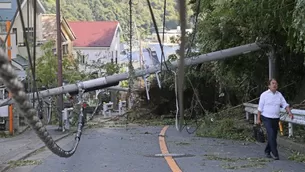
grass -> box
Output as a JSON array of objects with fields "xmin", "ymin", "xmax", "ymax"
[
  {"xmin": 0, "ymin": 131, "xmax": 13, "ymax": 138},
  {"xmin": 175, "ymin": 141, "xmax": 191, "ymax": 146},
  {"xmin": 195, "ymin": 108, "xmax": 255, "ymax": 142},
  {"xmin": 203, "ymin": 154, "xmax": 271, "ymax": 170},
  {"xmin": 8, "ymin": 160, "xmax": 42, "ymax": 167},
  {"xmin": 132, "ymin": 118, "xmax": 175, "ymax": 126},
  {"xmin": 288, "ymin": 151, "xmax": 305, "ymax": 163}
]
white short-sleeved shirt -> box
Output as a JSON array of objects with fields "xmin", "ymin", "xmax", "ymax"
[{"xmin": 258, "ymin": 89, "xmax": 289, "ymax": 119}]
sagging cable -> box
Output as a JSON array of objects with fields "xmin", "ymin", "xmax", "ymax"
[{"xmin": 0, "ymin": 49, "xmax": 86, "ymax": 157}]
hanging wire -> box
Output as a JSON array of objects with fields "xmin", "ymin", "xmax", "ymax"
[
  {"xmin": 16, "ymin": 0, "xmax": 43, "ymax": 117},
  {"xmin": 182, "ymin": 0, "xmax": 203, "ymax": 134},
  {"xmin": 2, "ymin": 0, "xmax": 86, "ymax": 158},
  {"xmin": 146, "ymin": 0, "xmax": 169, "ymax": 71},
  {"xmin": 162, "ymin": 0, "xmax": 166, "ymax": 44}
]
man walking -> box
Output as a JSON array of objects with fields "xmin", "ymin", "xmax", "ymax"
[{"xmin": 257, "ymin": 79, "xmax": 294, "ymax": 160}]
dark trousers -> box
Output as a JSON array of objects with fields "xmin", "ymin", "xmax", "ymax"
[{"xmin": 262, "ymin": 116, "xmax": 280, "ymax": 157}]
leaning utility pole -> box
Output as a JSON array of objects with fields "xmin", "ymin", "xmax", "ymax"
[
  {"xmin": 56, "ymin": 0, "xmax": 63, "ymax": 129},
  {"xmin": 0, "ymin": 42, "xmax": 263, "ymax": 108}
]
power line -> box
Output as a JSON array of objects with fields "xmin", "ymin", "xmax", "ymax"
[
  {"xmin": 146, "ymin": 0, "xmax": 169, "ymax": 71},
  {"xmin": 16, "ymin": 0, "xmax": 41, "ymax": 112}
]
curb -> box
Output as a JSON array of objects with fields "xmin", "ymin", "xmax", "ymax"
[
  {"xmin": 254, "ymin": 136, "xmax": 305, "ymax": 154},
  {"xmin": 278, "ymin": 137, "xmax": 305, "ymax": 154},
  {"xmin": 17, "ymin": 125, "xmax": 30, "ymax": 135},
  {"xmin": 0, "ymin": 117, "xmax": 118, "ymax": 172},
  {"xmin": 0, "ymin": 131, "xmax": 73, "ymax": 172}
]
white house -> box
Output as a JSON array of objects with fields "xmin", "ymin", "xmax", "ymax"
[
  {"xmin": 10, "ymin": 0, "xmax": 45, "ymax": 58},
  {"xmin": 69, "ymin": 21, "xmax": 121, "ymax": 74},
  {"xmin": 0, "ymin": 0, "xmax": 46, "ymax": 79}
]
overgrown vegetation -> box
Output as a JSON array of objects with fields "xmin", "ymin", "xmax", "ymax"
[{"xmin": 196, "ymin": 108, "xmax": 256, "ymax": 141}]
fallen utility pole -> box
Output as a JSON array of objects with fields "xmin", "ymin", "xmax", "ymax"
[{"xmin": 0, "ymin": 42, "xmax": 262, "ymax": 107}]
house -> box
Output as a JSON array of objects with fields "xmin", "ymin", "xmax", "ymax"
[
  {"xmin": 0, "ymin": 0, "xmax": 17, "ymax": 21},
  {"xmin": 69, "ymin": 21, "xmax": 121, "ymax": 74},
  {"xmin": 10, "ymin": 0, "xmax": 46, "ymax": 57},
  {"xmin": 0, "ymin": 0, "xmax": 46, "ymax": 79},
  {"xmin": 41, "ymin": 14, "xmax": 76, "ymax": 57}
]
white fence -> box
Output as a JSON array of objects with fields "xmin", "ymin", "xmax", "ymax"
[{"xmin": 243, "ymin": 103, "xmax": 305, "ymax": 137}]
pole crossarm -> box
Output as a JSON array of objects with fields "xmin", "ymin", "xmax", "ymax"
[{"xmin": 0, "ymin": 42, "xmax": 262, "ymax": 107}]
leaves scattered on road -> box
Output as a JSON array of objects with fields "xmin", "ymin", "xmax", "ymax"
[
  {"xmin": 8, "ymin": 159, "xmax": 42, "ymax": 167},
  {"xmin": 203, "ymin": 154, "xmax": 272, "ymax": 170}
]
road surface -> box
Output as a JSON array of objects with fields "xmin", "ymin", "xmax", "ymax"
[{"xmin": 6, "ymin": 125, "xmax": 305, "ymax": 172}]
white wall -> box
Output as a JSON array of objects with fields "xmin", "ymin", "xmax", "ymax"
[
  {"xmin": 0, "ymin": 33, "xmax": 17, "ymax": 58},
  {"xmin": 74, "ymin": 26, "xmax": 121, "ymax": 74},
  {"xmin": 12, "ymin": 0, "xmax": 43, "ymax": 45},
  {"xmin": 74, "ymin": 47, "xmax": 110, "ymax": 74},
  {"xmin": 109, "ymin": 26, "xmax": 120, "ymax": 62},
  {"xmin": 0, "ymin": 2, "xmax": 11, "ymax": 9}
]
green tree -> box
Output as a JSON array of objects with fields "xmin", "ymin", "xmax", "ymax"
[
  {"xmin": 40, "ymin": 0, "xmax": 194, "ymax": 39},
  {"xmin": 187, "ymin": 0, "xmax": 305, "ymax": 106},
  {"xmin": 36, "ymin": 40, "xmax": 85, "ymax": 88}
]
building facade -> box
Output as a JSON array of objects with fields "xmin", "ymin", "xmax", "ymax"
[{"xmin": 69, "ymin": 21, "xmax": 121, "ymax": 75}]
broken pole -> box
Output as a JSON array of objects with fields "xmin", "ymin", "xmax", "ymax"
[{"xmin": 0, "ymin": 42, "xmax": 262, "ymax": 107}]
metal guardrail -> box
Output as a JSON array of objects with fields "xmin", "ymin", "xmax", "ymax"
[{"xmin": 243, "ymin": 103, "xmax": 305, "ymax": 137}]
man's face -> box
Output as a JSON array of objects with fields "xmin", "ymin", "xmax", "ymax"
[{"xmin": 268, "ymin": 79, "xmax": 278, "ymax": 92}]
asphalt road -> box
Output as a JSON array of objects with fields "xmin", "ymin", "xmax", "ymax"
[{"xmin": 7, "ymin": 125, "xmax": 305, "ymax": 172}]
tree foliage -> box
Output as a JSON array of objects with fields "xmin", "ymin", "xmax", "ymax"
[
  {"xmin": 139, "ymin": 0, "xmax": 305, "ymax": 116},
  {"xmin": 186, "ymin": 0, "xmax": 305, "ymax": 106},
  {"xmin": 35, "ymin": 40, "xmax": 85, "ymax": 88},
  {"xmin": 41, "ymin": 0, "xmax": 193, "ymax": 39}
]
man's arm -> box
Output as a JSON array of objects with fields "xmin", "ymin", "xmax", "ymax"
[
  {"xmin": 280, "ymin": 93, "xmax": 294, "ymax": 119},
  {"xmin": 257, "ymin": 111, "xmax": 262, "ymax": 123},
  {"xmin": 257, "ymin": 94, "xmax": 264, "ymax": 124}
]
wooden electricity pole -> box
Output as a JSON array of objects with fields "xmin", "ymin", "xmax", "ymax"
[{"xmin": 56, "ymin": 0, "xmax": 63, "ymax": 129}]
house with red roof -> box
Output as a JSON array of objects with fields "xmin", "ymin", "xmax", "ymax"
[{"xmin": 69, "ymin": 21, "xmax": 121, "ymax": 74}]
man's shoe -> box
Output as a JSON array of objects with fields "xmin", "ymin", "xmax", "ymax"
[
  {"xmin": 270, "ymin": 152, "xmax": 279, "ymax": 160},
  {"xmin": 273, "ymin": 156, "xmax": 279, "ymax": 160},
  {"xmin": 265, "ymin": 153, "xmax": 272, "ymax": 158}
]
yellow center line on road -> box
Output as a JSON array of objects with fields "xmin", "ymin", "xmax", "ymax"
[{"xmin": 158, "ymin": 126, "xmax": 182, "ymax": 172}]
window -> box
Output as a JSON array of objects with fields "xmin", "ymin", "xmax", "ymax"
[
  {"xmin": 115, "ymin": 51, "xmax": 118, "ymax": 64},
  {"xmin": 81, "ymin": 55, "xmax": 85, "ymax": 64},
  {"xmin": 25, "ymin": 27, "xmax": 34, "ymax": 44},
  {"xmin": 12, "ymin": 28, "xmax": 17, "ymax": 45},
  {"xmin": 0, "ymin": 89, "xmax": 8, "ymax": 100},
  {"xmin": 63, "ymin": 44, "xmax": 68, "ymax": 55},
  {"xmin": 0, "ymin": 22, "xmax": 6, "ymax": 33},
  {"xmin": 116, "ymin": 29, "xmax": 120, "ymax": 38}
]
